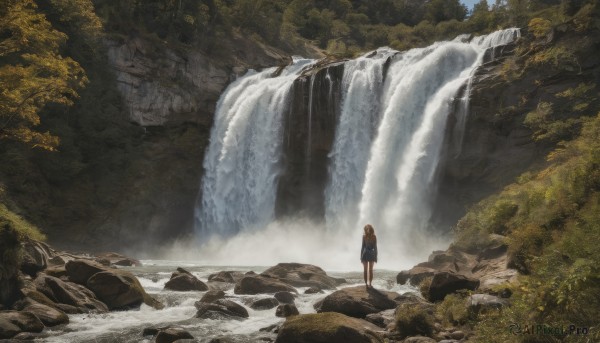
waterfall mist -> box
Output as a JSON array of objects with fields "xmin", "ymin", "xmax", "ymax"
[{"xmin": 192, "ymin": 29, "xmax": 520, "ymax": 270}]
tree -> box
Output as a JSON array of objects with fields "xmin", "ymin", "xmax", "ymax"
[
  {"xmin": 506, "ymin": 0, "xmax": 529, "ymax": 26},
  {"xmin": 424, "ymin": 0, "xmax": 468, "ymax": 24},
  {"xmin": 473, "ymin": 0, "xmax": 491, "ymax": 13},
  {"xmin": 469, "ymin": 0, "xmax": 492, "ymax": 31},
  {"xmin": 0, "ymin": 0, "xmax": 86, "ymax": 150}
]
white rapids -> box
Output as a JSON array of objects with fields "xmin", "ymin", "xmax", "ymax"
[{"xmin": 42, "ymin": 263, "xmax": 412, "ymax": 342}]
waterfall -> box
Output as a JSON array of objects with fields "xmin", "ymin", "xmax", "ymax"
[
  {"xmin": 195, "ymin": 29, "xmax": 520, "ymax": 269},
  {"xmin": 196, "ymin": 58, "xmax": 313, "ymax": 238},
  {"xmin": 327, "ymin": 28, "xmax": 520, "ymax": 264},
  {"xmin": 324, "ymin": 48, "xmax": 395, "ymax": 229},
  {"xmin": 306, "ymin": 74, "xmax": 316, "ymax": 164}
]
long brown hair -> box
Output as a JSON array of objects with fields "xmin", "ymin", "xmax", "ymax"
[{"xmin": 363, "ymin": 224, "xmax": 376, "ymax": 242}]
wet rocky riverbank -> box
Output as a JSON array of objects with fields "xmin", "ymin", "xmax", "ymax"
[{"xmin": 0, "ymin": 238, "xmax": 517, "ymax": 343}]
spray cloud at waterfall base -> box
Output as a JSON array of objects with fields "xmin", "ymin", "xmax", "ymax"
[
  {"xmin": 157, "ymin": 219, "xmax": 448, "ymax": 270},
  {"xmin": 192, "ymin": 28, "xmax": 521, "ymax": 270}
]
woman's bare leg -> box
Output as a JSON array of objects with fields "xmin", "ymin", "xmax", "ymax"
[
  {"xmin": 368, "ymin": 262, "xmax": 374, "ymax": 287},
  {"xmin": 362, "ymin": 262, "xmax": 368, "ymax": 287}
]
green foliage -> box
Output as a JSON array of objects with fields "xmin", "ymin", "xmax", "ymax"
[
  {"xmin": 79, "ymin": 0, "xmax": 595, "ymax": 59},
  {"xmin": 0, "ymin": 184, "xmax": 44, "ymax": 242},
  {"xmin": 395, "ymin": 303, "xmax": 435, "ymax": 338},
  {"xmin": 556, "ymin": 82, "xmax": 596, "ymax": 100},
  {"xmin": 528, "ymin": 17, "xmax": 553, "ymax": 38},
  {"xmin": 454, "ymin": 197, "xmax": 519, "ymax": 252},
  {"xmin": 524, "ymin": 82, "xmax": 598, "ymax": 143},
  {"xmin": 0, "ymin": 0, "xmax": 87, "ymax": 150},
  {"xmin": 456, "ymin": 113, "xmax": 600, "ymax": 341},
  {"xmin": 419, "ymin": 276, "xmax": 433, "ymax": 299},
  {"xmin": 529, "ymin": 45, "xmax": 580, "ymax": 71},
  {"xmin": 556, "ymin": 82, "xmax": 597, "ymax": 112},
  {"xmin": 436, "ymin": 293, "xmax": 470, "ymax": 326},
  {"xmin": 499, "ymin": 56, "xmax": 524, "ymax": 82},
  {"xmin": 91, "ymin": 0, "xmax": 567, "ymax": 57},
  {"xmin": 0, "ymin": 204, "xmax": 44, "ymax": 242},
  {"xmin": 424, "ymin": 0, "xmax": 468, "ymax": 24}
]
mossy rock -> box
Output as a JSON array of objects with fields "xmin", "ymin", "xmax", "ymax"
[
  {"xmin": 395, "ymin": 303, "xmax": 435, "ymax": 339},
  {"xmin": 275, "ymin": 312, "xmax": 384, "ymax": 343}
]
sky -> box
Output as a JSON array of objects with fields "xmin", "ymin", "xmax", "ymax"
[{"xmin": 462, "ymin": 0, "xmax": 480, "ymax": 10}]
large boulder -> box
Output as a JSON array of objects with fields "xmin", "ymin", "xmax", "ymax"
[
  {"xmin": 316, "ymin": 286, "xmax": 400, "ymax": 318},
  {"xmin": 155, "ymin": 327, "xmax": 194, "ymax": 343},
  {"xmin": 86, "ymin": 270, "xmax": 163, "ymax": 310},
  {"xmin": 261, "ymin": 263, "xmax": 345, "ymax": 290},
  {"xmin": 199, "ymin": 290, "xmax": 225, "ymax": 303},
  {"xmin": 251, "ymin": 298, "xmax": 279, "ymax": 310},
  {"xmin": 0, "ymin": 311, "xmax": 44, "ymax": 339},
  {"xmin": 274, "ymin": 291, "xmax": 295, "ymax": 304},
  {"xmin": 20, "ymin": 241, "xmax": 53, "ymax": 277},
  {"xmin": 398, "ymin": 236, "xmax": 518, "ymax": 296},
  {"xmin": 34, "ymin": 274, "xmax": 109, "ymax": 313},
  {"xmin": 195, "ymin": 299, "xmax": 249, "ymax": 319},
  {"xmin": 65, "ymin": 259, "xmax": 108, "ymax": 285},
  {"xmin": 275, "ymin": 312, "xmax": 384, "ymax": 343},
  {"xmin": 396, "ymin": 249, "xmax": 475, "ymax": 286},
  {"xmin": 0, "ymin": 316, "xmax": 20, "ymax": 339},
  {"xmin": 234, "ymin": 276, "xmax": 297, "ymax": 295},
  {"xmin": 428, "ymin": 272, "xmax": 479, "ymax": 302},
  {"xmin": 396, "ymin": 268, "xmax": 434, "ymax": 286},
  {"xmin": 164, "ymin": 268, "xmax": 208, "ymax": 291},
  {"xmin": 214, "ymin": 299, "xmax": 249, "ymax": 318},
  {"xmin": 18, "ymin": 288, "xmax": 60, "ymax": 309},
  {"xmin": 21, "ymin": 303, "xmax": 69, "ymax": 326},
  {"xmin": 143, "ymin": 325, "xmax": 194, "ymax": 343}
]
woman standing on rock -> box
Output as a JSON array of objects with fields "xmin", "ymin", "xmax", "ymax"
[{"xmin": 361, "ymin": 224, "xmax": 377, "ymax": 289}]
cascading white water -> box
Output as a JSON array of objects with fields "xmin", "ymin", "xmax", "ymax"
[
  {"xmin": 196, "ymin": 58, "xmax": 313, "ymax": 238},
  {"xmin": 306, "ymin": 73, "xmax": 316, "ymax": 164},
  {"xmin": 196, "ymin": 29, "xmax": 520, "ymax": 269},
  {"xmin": 324, "ymin": 48, "xmax": 395, "ymax": 229},
  {"xmin": 327, "ymin": 28, "xmax": 521, "ymax": 266}
]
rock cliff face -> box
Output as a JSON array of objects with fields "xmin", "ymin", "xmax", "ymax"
[
  {"xmin": 106, "ymin": 35, "xmax": 292, "ymax": 127},
  {"xmin": 82, "ymin": 35, "xmax": 293, "ymax": 249},
  {"xmin": 431, "ymin": 42, "xmax": 539, "ymax": 229},
  {"xmin": 276, "ymin": 62, "xmax": 345, "ymax": 218},
  {"xmin": 106, "ymin": 37, "xmax": 229, "ymax": 126},
  {"xmin": 433, "ymin": 25, "xmax": 600, "ymax": 229}
]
